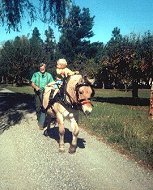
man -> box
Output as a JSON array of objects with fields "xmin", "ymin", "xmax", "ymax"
[{"xmin": 31, "ymin": 63, "xmax": 54, "ymax": 129}]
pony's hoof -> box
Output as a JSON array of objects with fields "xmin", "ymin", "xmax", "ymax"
[
  {"xmin": 59, "ymin": 146, "xmax": 65, "ymax": 153},
  {"xmin": 148, "ymin": 116, "xmax": 153, "ymax": 120},
  {"xmin": 69, "ymin": 144, "xmax": 77, "ymax": 154},
  {"xmin": 43, "ymin": 129, "xmax": 49, "ymax": 137}
]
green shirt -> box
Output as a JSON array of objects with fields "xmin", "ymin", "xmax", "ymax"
[{"xmin": 31, "ymin": 71, "xmax": 54, "ymax": 90}]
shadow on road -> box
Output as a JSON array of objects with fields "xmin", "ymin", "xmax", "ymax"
[
  {"xmin": 0, "ymin": 92, "xmax": 35, "ymax": 134},
  {"xmin": 44, "ymin": 127, "xmax": 86, "ymax": 149},
  {"xmin": 0, "ymin": 91, "xmax": 86, "ymax": 150}
]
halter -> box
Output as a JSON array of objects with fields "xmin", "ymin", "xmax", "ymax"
[
  {"xmin": 60, "ymin": 76, "xmax": 95, "ymax": 109},
  {"xmin": 75, "ymin": 82, "xmax": 95, "ymax": 105}
]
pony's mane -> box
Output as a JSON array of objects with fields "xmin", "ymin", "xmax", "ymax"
[
  {"xmin": 65, "ymin": 74, "xmax": 83, "ymax": 103},
  {"xmin": 67, "ymin": 74, "xmax": 86, "ymax": 89}
]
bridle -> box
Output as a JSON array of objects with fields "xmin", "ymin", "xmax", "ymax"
[
  {"xmin": 75, "ymin": 82, "xmax": 95, "ymax": 106},
  {"xmin": 61, "ymin": 77, "xmax": 95, "ymax": 109}
]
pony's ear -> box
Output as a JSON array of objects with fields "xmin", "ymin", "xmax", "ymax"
[
  {"xmin": 86, "ymin": 77, "xmax": 95, "ymax": 85},
  {"xmin": 83, "ymin": 75, "xmax": 95, "ymax": 84}
]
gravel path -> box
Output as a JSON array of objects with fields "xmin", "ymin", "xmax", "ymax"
[{"xmin": 0, "ymin": 88, "xmax": 153, "ymax": 190}]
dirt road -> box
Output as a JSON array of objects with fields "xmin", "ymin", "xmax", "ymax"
[{"xmin": 0, "ymin": 88, "xmax": 153, "ymax": 190}]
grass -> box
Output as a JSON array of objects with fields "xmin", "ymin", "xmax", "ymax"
[
  {"xmin": 1, "ymin": 85, "xmax": 153, "ymax": 168},
  {"xmin": 0, "ymin": 84, "xmax": 34, "ymax": 94},
  {"xmin": 80, "ymin": 88, "xmax": 153, "ymax": 169}
]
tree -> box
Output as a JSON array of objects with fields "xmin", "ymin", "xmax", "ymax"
[
  {"xmin": 43, "ymin": 26, "xmax": 57, "ymax": 74},
  {"xmin": 58, "ymin": 5, "xmax": 95, "ymax": 62},
  {"xmin": 44, "ymin": 26, "xmax": 56, "ymax": 61},
  {"xmin": 0, "ymin": 36, "xmax": 31, "ymax": 84},
  {"xmin": 1, "ymin": 0, "xmax": 72, "ymax": 32},
  {"xmin": 105, "ymin": 28, "xmax": 141, "ymax": 95},
  {"xmin": 0, "ymin": 40, "xmax": 13, "ymax": 83},
  {"xmin": 140, "ymin": 31, "xmax": 153, "ymax": 81},
  {"xmin": 104, "ymin": 27, "xmax": 124, "ymax": 89},
  {"xmin": 104, "ymin": 29, "xmax": 151, "ymax": 97},
  {"xmin": 87, "ymin": 42, "xmax": 104, "ymax": 61},
  {"xmin": 72, "ymin": 54, "xmax": 99, "ymax": 77},
  {"xmin": 29, "ymin": 27, "xmax": 44, "ymax": 68}
]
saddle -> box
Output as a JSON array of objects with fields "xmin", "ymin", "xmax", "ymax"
[{"xmin": 44, "ymin": 77, "xmax": 68, "ymax": 111}]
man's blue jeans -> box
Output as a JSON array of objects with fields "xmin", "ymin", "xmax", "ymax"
[{"xmin": 35, "ymin": 91, "xmax": 46, "ymax": 128}]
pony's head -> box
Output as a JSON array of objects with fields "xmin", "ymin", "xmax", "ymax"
[
  {"xmin": 76, "ymin": 75, "xmax": 95, "ymax": 115},
  {"xmin": 66, "ymin": 74, "xmax": 95, "ymax": 115}
]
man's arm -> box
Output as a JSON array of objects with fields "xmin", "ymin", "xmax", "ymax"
[
  {"xmin": 31, "ymin": 82, "xmax": 40, "ymax": 91},
  {"xmin": 31, "ymin": 73, "xmax": 40, "ymax": 92}
]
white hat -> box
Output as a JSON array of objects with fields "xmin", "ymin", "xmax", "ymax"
[{"xmin": 57, "ymin": 58, "xmax": 67, "ymax": 65}]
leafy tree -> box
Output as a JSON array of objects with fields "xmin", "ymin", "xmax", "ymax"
[
  {"xmin": 105, "ymin": 28, "xmax": 141, "ymax": 95},
  {"xmin": 0, "ymin": 36, "xmax": 31, "ymax": 84},
  {"xmin": 72, "ymin": 54, "xmax": 99, "ymax": 77},
  {"xmin": 140, "ymin": 31, "xmax": 153, "ymax": 81},
  {"xmin": 104, "ymin": 29, "xmax": 152, "ymax": 97},
  {"xmin": 1, "ymin": 0, "xmax": 72, "ymax": 32},
  {"xmin": 0, "ymin": 40, "xmax": 13, "ymax": 83},
  {"xmin": 87, "ymin": 42, "xmax": 105, "ymax": 61},
  {"xmin": 40, "ymin": 0, "xmax": 72, "ymax": 25},
  {"xmin": 104, "ymin": 27, "xmax": 124, "ymax": 88}
]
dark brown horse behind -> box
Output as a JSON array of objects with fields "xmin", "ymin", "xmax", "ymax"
[{"xmin": 43, "ymin": 74, "xmax": 95, "ymax": 153}]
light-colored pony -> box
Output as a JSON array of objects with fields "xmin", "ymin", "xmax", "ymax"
[{"xmin": 43, "ymin": 74, "xmax": 95, "ymax": 153}]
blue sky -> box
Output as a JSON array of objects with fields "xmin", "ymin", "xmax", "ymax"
[{"xmin": 1, "ymin": 0, "xmax": 153, "ymax": 44}]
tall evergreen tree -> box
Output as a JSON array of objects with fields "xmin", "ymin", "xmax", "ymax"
[
  {"xmin": 43, "ymin": 26, "xmax": 57, "ymax": 74},
  {"xmin": 58, "ymin": 5, "xmax": 94, "ymax": 62},
  {"xmin": 44, "ymin": 26, "xmax": 56, "ymax": 61},
  {"xmin": 29, "ymin": 27, "xmax": 44, "ymax": 68}
]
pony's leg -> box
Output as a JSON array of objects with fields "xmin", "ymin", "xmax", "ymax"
[
  {"xmin": 43, "ymin": 108, "xmax": 53, "ymax": 136},
  {"xmin": 68, "ymin": 113, "xmax": 79, "ymax": 154},
  {"xmin": 56, "ymin": 112, "xmax": 65, "ymax": 152}
]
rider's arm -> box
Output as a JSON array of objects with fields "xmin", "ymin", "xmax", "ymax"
[
  {"xmin": 46, "ymin": 81, "xmax": 56, "ymax": 87},
  {"xmin": 65, "ymin": 68, "xmax": 79, "ymax": 77}
]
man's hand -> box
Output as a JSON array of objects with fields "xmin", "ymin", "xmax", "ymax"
[
  {"xmin": 35, "ymin": 86, "xmax": 40, "ymax": 95},
  {"xmin": 35, "ymin": 86, "xmax": 40, "ymax": 91},
  {"xmin": 36, "ymin": 90, "xmax": 41, "ymax": 95},
  {"xmin": 31, "ymin": 82, "xmax": 40, "ymax": 92}
]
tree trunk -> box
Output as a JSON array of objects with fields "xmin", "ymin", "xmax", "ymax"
[
  {"xmin": 132, "ymin": 80, "xmax": 138, "ymax": 98},
  {"xmin": 149, "ymin": 90, "xmax": 153, "ymax": 119},
  {"xmin": 6, "ymin": 76, "xmax": 8, "ymax": 84},
  {"xmin": 102, "ymin": 82, "xmax": 105, "ymax": 89},
  {"xmin": 124, "ymin": 83, "xmax": 128, "ymax": 92},
  {"xmin": 1, "ymin": 76, "xmax": 4, "ymax": 83}
]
